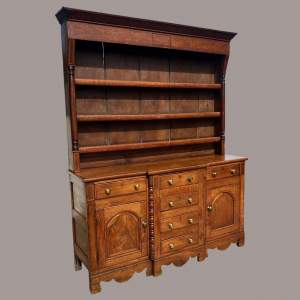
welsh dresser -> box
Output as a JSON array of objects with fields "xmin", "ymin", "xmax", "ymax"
[{"xmin": 56, "ymin": 7, "xmax": 247, "ymax": 294}]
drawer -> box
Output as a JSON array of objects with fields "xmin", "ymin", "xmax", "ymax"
[
  {"xmin": 94, "ymin": 177, "xmax": 147, "ymax": 199},
  {"xmin": 207, "ymin": 163, "xmax": 240, "ymax": 180},
  {"xmin": 160, "ymin": 185, "xmax": 199, "ymax": 211},
  {"xmin": 159, "ymin": 170, "xmax": 199, "ymax": 189},
  {"xmin": 160, "ymin": 210, "xmax": 199, "ymax": 233},
  {"xmin": 161, "ymin": 230, "xmax": 199, "ymax": 254}
]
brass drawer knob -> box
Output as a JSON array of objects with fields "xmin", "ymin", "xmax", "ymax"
[
  {"xmin": 187, "ymin": 176, "xmax": 193, "ymax": 183},
  {"xmin": 188, "ymin": 197, "xmax": 193, "ymax": 204},
  {"xmin": 105, "ymin": 188, "xmax": 111, "ymax": 195},
  {"xmin": 212, "ymin": 172, "xmax": 217, "ymax": 177},
  {"xmin": 207, "ymin": 205, "xmax": 213, "ymax": 212},
  {"xmin": 169, "ymin": 201, "xmax": 175, "ymax": 208},
  {"xmin": 168, "ymin": 179, "xmax": 174, "ymax": 186},
  {"xmin": 134, "ymin": 183, "xmax": 140, "ymax": 191},
  {"xmin": 188, "ymin": 238, "xmax": 193, "ymax": 244},
  {"xmin": 168, "ymin": 223, "xmax": 174, "ymax": 230},
  {"xmin": 188, "ymin": 218, "xmax": 193, "ymax": 224},
  {"xmin": 169, "ymin": 243, "xmax": 175, "ymax": 250},
  {"xmin": 231, "ymin": 169, "xmax": 236, "ymax": 175},
  {"xmin": 142, "ymin": 220, "xmax": 148, "ymax": 228}
]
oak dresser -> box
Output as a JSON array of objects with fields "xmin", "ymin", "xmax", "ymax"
[{"xmin": 56, "ymin": 7, "xmax": 247, "ymax": 294}]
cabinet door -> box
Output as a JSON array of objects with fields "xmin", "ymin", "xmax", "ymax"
[
  {"xmin": 96, "ymin": 197, "xmax": 148, "ymax": 268},
  {"xmin": 206, "ymin": 177, "xmax": 240, "ymax": 240}
]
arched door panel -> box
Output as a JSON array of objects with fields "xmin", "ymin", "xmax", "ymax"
[
  {"xmin": 206, "ymin": 178, "xmax": 240, "ymax": 239},
  {"xmin": 96, "ymin": 197, "xmax": 148, "ymax": 268}
]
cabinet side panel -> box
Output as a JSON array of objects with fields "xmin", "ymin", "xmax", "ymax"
[
  {"xmin": 74, "ymin": 212, "xmax": 88, "ymax": 255},
  {"xmin": 60, "ymin": 23, "xmax": 74, "ymax": 170}
]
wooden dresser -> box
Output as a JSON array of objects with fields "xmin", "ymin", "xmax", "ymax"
[{"xmin": 56, "ymin": 7, "xmax": 247, "ymax": 294}]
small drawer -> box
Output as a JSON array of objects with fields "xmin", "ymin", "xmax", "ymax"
[
  {"xmin": 94, "ymin": 177, "xmax": 147, "ymax": 199},
  {"xmin": 161, "ymin": 231, "xmax": 199, "ymax": 254},
  {"xmin": 159, "ymin": 170, "xmax": 199, "ymax": 189},
  {"xmin": 160, "ymin": 211, "xmax": 199, "ymax": 233},
  {"xmin": 160, "ymin": 186, "xmax": 199, "ymax": 212},
  {"xmin": 207, "ymin": 163, "xmax": 240, "ymax": 180}
]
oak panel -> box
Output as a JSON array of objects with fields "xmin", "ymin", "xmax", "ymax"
[
  {"xmin": 76, "ymin": 86, "xmax": 106, "ymax": 115},
  {"xmin": 206, "ymin": 177, "xmax": 241, "ymax": 239},
  {"xmin": 161, "ymin": 229, "xmax": 199, "ymax": 255},
  {"xmin": 106, "ymin": 89, "xmax": 140, "ymax": 114},
  {"xmin": 68, "ymin": 21, "xmax": 229, "ymax": 54},
  {"xmin": 160, "ymin": 210, "xmax": 199, "ymax": 233},
  {"xmin": 207, "ymin": 162, "xmax": 241, "ymax": 180},
  {"xmin": 159, "ymin": 171, "xmax": 199, "ymax": 189},
  {"xmin": 140, "ymin": 90, "xmax": 169, "ymax": 114},
  {"xmin": 105, "ymin": 51, "xmax": 139, "ymax": 81},
  {"xmin": 78, "ymin": 123, "xmax": 107, "ymax": 147},
  {"xmin": 140, "ymin": 54, "xmax": 169, "ymax": 82},
  {"xmin": 75, "ymin": 40, "xmax": 104, "ymax": 80},
  {"xmin": 95, "ymin": 176, "xmax": 147, "ymax": 199}
]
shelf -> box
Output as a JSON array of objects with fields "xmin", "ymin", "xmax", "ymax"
[
  {"xmin": 79, "ymin": 137, "xmax": 221, "ymax": 154},
  {"xmin": 77, "ymin": 112, "xmax": 221, "ymax": 122},
  {"xmin": 75, "ymin": 79, "xmax": 222, "ymax": 89}
]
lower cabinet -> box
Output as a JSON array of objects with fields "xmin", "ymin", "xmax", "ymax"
[
  {"xmin": 95, "ymin": 193, "xmax": 148, "ymax": 268},
  {"xmin": 71, "ymin": 160, "xmax": 246, "ymax": 294},
  {"xmin": 206, "ymin": 177, "xmax": 241, "ymax": 240}
]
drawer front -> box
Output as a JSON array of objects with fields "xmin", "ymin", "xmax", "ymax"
[
  {"xmin": 159, "ymin": 170, "xmax": 199, "ymax": 189},
  {"xmin": 160, "ymin": 211, "xmax": 199, "ymax": 233},
  {"xmin": 160, "ymin": 186, "xmax": 199, "ymax": 211},
  {"xmin": 95, "ymin": 177, "xmax": 147, "ymax": 199},
  {"xmin": 161, "ymin": 230, "xmax": 199, "ymax": 254},
  {"xmin": 207, "ymin": 163, "xmax": 240, "ymax": 180}
]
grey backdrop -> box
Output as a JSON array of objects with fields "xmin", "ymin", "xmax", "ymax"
[{"xmin": 1, "ymin": 0, "xmax": 299, "ymax": 299}]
